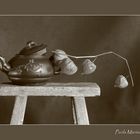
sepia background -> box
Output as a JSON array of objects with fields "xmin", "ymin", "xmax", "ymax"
[{"xmin": 0, "ymin": 16, "xmax": 139, "ymax": 124}]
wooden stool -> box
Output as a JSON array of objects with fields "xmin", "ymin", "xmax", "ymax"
[{"xmin": 0, "ymin": 82, "xmax": 100, "ymax": 125}]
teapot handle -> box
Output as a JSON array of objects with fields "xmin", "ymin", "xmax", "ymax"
[{"xmin": 0, "ymin": 56, "xmax": 11, "ymax": 73}]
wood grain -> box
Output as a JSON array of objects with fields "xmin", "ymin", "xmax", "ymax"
[{"xmin": 0, "ymin": 82, "xmax": 100, "ymax": 97}]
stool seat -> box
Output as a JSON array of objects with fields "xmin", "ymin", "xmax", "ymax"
[{"xmin": 0, "ymin": 82, "xmax": 101, "ymax": 125}]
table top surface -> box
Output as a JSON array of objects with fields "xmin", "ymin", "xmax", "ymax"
[{"xmin": 0, "ymin": 82, "xmax": 101, "ymax": 97}]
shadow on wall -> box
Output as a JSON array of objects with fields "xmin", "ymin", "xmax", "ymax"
[{"xmin": 0, "ymin": 16, "xmax": 139, "ymax": 124}]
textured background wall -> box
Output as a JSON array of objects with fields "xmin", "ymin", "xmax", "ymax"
[{"xmin": 0, "ymin": 16, "xmax": 139, "ymax": 124}]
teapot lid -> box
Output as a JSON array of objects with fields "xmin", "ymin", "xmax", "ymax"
[{"xmin": 19, "ymin": 41, "xmax": 47, "ymax": 55}]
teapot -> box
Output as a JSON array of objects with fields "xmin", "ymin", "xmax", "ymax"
[{"xmin": 0, "ymin": 41, "xmax": 60, "ymax": 85}]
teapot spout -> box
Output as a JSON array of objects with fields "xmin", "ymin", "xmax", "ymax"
[{"xmin": 0, "ymin": 56, "xmax": 11, "ymax": 73}]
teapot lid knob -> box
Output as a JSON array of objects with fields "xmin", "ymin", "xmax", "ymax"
[
  {"xmin": 26, "ymin": 41, "xmax": 37, "ymax": 48},
  {"xmin": 19, "ymin": 41, "xmax": 47, "ymax": 55}
]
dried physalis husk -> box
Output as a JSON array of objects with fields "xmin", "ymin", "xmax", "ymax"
[
  {"xmin": 53, "ymin": 49, "xmax": 68, "ymax": 65},
  {"xmin": 114, "ymin": 75, "xmax": 128, "ymax": 88},
  {"xmin": 60, "ymin": 57, "xmax": 78, "ymax": 75},
  {"xmin": 82, "ymin": 59, "xmax": 96, "ymax": 75}
]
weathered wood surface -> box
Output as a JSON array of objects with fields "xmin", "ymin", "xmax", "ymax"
[
  {"xmin": 0, "ymin": 82, "xmax": 100, "ymax": 125},
  {"xmin": 10, "ymin": 96, "xmax": 28, "ymax": 125},
  {"xmin": 72, "ymin": 97, "xmax": 89, "ymax": 125},
  {"xmin": 0, "ymin": 83, "xmax": 100, "ymax": 97}
]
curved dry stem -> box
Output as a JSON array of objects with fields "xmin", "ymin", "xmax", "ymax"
[
  {"xmin": 92, "ymin": 57, "xmax": 98, "ymax": 63},
  {"xmin": 52, "ymin": 50, "xmax": 134, "ymax": 87},
  {"xmin": 110, "ymin": 51, "xmax": 134, "ymax": 87}
]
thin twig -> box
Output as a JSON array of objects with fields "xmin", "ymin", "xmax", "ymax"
[
  {"xmin": 92, "ymin": 57, "xmax": 98, "ymax": 63},
  {"xmin": 110, "ymin": 51, "xmax": 134, "ymax": 87},
  {"xmin": 52, "ymin": 51, "xmax": 112, "ymax": 59}
]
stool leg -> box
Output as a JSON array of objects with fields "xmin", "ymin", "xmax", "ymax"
[
  {"xmin": 10, "ymin": 96, "xmax": 28, "ymax": 125},
  {"xmin": 71, "ymin": 98, "xmax": 77, "ymax": 124},
  {"xmin": 72, "ymin": 97, "xmax": 89, "ymax": 125}
]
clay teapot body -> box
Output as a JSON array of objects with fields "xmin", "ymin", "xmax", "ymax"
[{"xmin": 0, "ymin": 41, "xmax": 59, "ymax": 85}]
